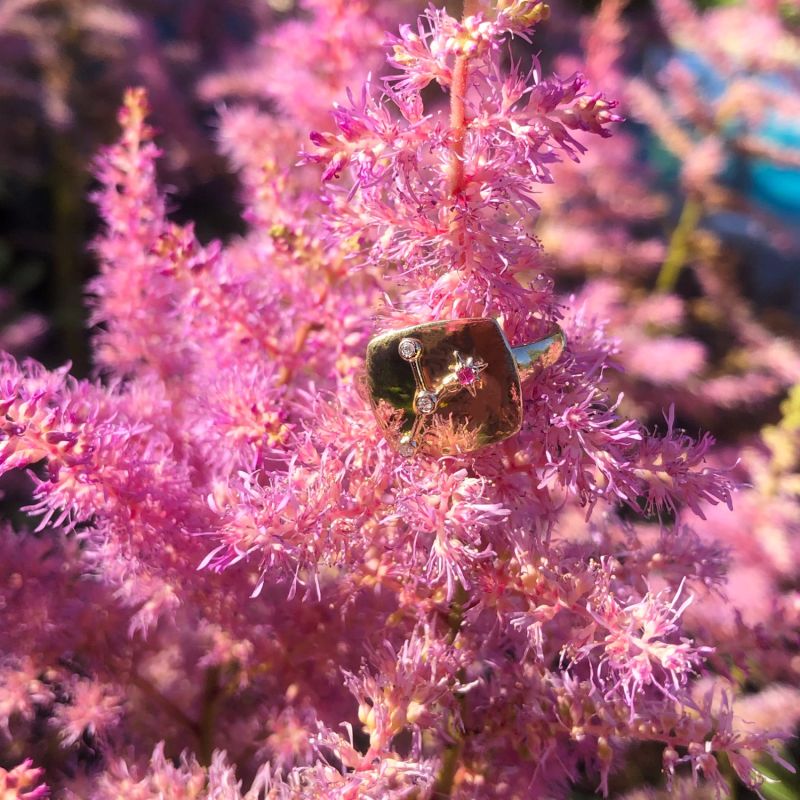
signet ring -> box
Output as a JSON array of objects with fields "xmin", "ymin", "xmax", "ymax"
[{"xmin": 365, "ymin": 318, "xmax": 565, "ymax": 457}]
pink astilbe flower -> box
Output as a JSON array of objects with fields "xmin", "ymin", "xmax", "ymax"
[
  {"xmin": 260, "ymin": 705, "xmax": 317, "ymax": 772},
  {"xmin": 88, "ymin": 88, "xmax": 208, "ymax": 378},
  {"xmin": 573, "ymin": 280, "xmax": 707, "ymax": 386},
  {"xmin": 0, "ymin": 0, "xmax": 272, "ymax": 179},
  {"xmin": 252, "ymin": 732, "xmax": 438, "ymax": 800},
  {"xmin": 0, "ymin": 760, "xmax": 48, "ymax": 800},
  {"xmin": 0, "ymin": 2, "xmax": 788, "ymax": 799},
  {"xmin": 681, "ymin": 386, "xmax": 800, "ymax": 694},
  {"xmin": 344, "ymin": 626, "xmax": 469, "ymax": 752},
  {"xmin": 92, "ymin": 743, "xmax": 269, "ymax": 800},
  {"xmin": 52, "ymin": 679, "xmax": 124, "ymax": 748},
  {"xmin": 199, "ymin": 0, "xmax": 423, "ymax": 130},
  {"xmin": 386, "ymin": 469, "xmax": 508, "ymax": 600},
  {"xmin": 305, "ymin": 12, "xmax": 621, "ymax": 326},
  {"xmin": 580, "ymin": 577, "xmax": 703, "ymax": 706}
]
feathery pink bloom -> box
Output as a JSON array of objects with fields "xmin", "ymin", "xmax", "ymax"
[
  {"xmin": 0, "ymin": 2, "xmax": 788, "ymax": 798},
  {"xmin": 0, "ymin": 760, "xmax": 48, "ymax": 800}
]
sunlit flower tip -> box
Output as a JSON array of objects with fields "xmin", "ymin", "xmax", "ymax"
[
  {"xmin": 0, "ymin": 760, "xmax": 49, "ymax": 799},
  {"xmin": 308, "ymin": 131, "xmax": 333, "ymax": 148},
  {"xmin": 53, "ymin": 680, "xmax": 124, "ymax": 747},
  {"xmin": 497, "ymin": 0, "xmax": 551, "ymax": 30}
]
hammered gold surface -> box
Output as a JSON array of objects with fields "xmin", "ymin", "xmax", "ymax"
[{"xmin": 365, "ymin": 318, "xmax": 522, "ymax": 456}]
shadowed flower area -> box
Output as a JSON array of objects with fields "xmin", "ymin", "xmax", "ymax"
[{"xmin": 0, "ymin": 1, "xmax": 799, "ymax": 799}]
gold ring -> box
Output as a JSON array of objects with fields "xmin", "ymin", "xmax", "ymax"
[{"xmin": 365, "ymin": 318, "xmax": 565, "ymax": 457}]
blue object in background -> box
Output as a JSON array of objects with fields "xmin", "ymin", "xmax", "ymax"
[
  {"xmin": 748, "ymin": 109, "xmax": 800, "ymax": 219},
  {"xmin": 642, "ymin": 46, "xmax": 800, "ymax": 313},
  {"xmin": 674, "ymin": 48, "xmax": 800, "ymax": 221}
]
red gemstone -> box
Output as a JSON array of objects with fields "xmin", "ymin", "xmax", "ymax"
[{"xmin": 456, "ymin": 366, "xmax": 477, "ymax": 386}]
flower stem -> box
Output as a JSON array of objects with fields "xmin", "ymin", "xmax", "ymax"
[
  {"xmin": 433, "ymin": 584, "xmax": 469, "ymax": 798},
  {"xmin": 198, "ymin": 666, "xmax": 222, "ymax": 766},
  {"xmin": 655, "ymin": 194, "xmax": 703, "ymax": 294},
  {"xmin": 447, "ymin": 0, "xmax": 480, "ymax": 196},
  {"xmin": 432, "ymin": 737, "xmax": 464, "ymax": 798},
  {"xmin": 448, "ymin": 56, "xmax": 468, "ymax": 197},
  {"xmin": 130, "ymin": 672, "xmax": 200, "ymax": 739}
]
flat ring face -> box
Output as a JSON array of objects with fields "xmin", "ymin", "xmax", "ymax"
[{"xmin": 365, "ymin": 318, "xmax": 522, "ymax": 456}]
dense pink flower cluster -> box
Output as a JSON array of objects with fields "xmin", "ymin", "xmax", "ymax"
[{"xmin": 0, "ymin": 1, "xmax": 793, "ymax": 798}]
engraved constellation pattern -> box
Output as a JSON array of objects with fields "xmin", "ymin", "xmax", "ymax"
[{"xmin": 396, "ymin": 337, "xmax": 488, "ymax": 457}]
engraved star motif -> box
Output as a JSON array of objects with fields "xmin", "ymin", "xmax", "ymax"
[
  {"xmin": 395, "ymin": 338, "xmax": 490, "ymax": 457},
  {"xmin": 451, "ymin": 351, "xmax": 487, "ymax": 397}
]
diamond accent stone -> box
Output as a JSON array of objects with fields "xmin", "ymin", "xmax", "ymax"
[
  {"xmin": 416, "ymin": 392, "xmax": 437, "ymax": 415},
  {"xmin": 398, "ymin": 338, "xmax": 422, "ymax": 361}
]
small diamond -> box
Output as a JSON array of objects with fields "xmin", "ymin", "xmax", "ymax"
[
  {"xmin": 398, "ymin": 439, "xmax": 418, "ymax": 457},
  {"xmin": 398, "ymin": 337, "xmax": 422, "ymax": 361},
  {"xmin": 416, "ymin": 392, "xmax": 437, "ymax": 415}
]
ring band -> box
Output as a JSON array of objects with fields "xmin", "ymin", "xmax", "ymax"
[
  {"xmin": 509, "ymin": 328, "xmax": 566, "ymax": 382},
  {"xmin": 365, "ymin": 318, "xmax": 565, "ymax": 457}
]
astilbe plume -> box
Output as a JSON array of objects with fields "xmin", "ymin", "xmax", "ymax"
[
  {"xmin": 684, "ymin": 386, "xmax": 800, "ymax": 693},
  {"xmin": 0, "ymin": 1, "xmax": 789, "ymax": 798},
  {"xmin": 198, "ymin": 0, "xmax": 425, "ymax": 130},
  {"xmin": 0, "ymin": 0, "xmax": 290, "ymax": 369}
]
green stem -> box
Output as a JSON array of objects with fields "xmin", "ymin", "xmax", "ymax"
[
  {"xmin": 655, "ymin": 194, "xmax": 703, "ymax": 294},
  {"xmin": 130, "ymin": 672, "xmax": 200, "ymax": 738},
  {"xmin": 198, "ymin": 666, "xmax": 222, "ymax": 766},
  {"xmin": 432, "ymin": 584, "xmax": 470, "ymax": 797},
  {"xmin": 432, "ymin": 737, "xmax": 464, "ymax": 799}
]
